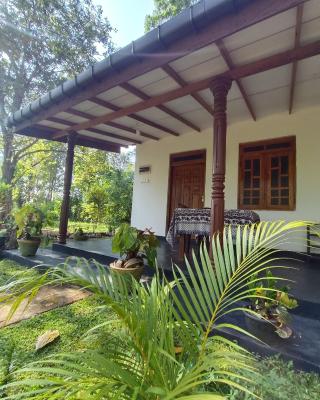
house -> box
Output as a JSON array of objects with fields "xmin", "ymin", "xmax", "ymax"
[{"xmin": 7, "ymin": 0, "xmax": 320, "ymax": 253}]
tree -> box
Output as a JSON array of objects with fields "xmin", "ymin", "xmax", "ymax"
[
  {"xmin": 73, "ymin": 147, "xmax": 134, "ymax": 231},
  {"xmin": 145, "ymin": 0, "xmax": 197, "ymax": 31},
  {"xmin": 0, "ymin": 0, "xmax": 114, "ymax": 214},
  {"xmin": 105, "ymin": 167, "xmax": 134, "ymax": 231},
  {"xmin": 13, "ymin": 140, "xmax": 65, "ymax": 206},
  {"xmin": 82, "ymin": 184, "xmax": 109, "ymax": 227}
]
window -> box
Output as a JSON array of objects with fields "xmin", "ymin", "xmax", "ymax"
[{"xmin": 238, "ymin": 137, "xmax": 296, "ymax": 210}]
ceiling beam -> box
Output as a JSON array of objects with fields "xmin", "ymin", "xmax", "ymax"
[
  {"xmin": 216, "ymin": 39, "xmax": 256, "ymax": 121},
  {"xmin": 20, "ymin": 125, "xmax": 121, "ymax": 153},
  {"xmin": 162, "ymin": 64, "xmax": 213, "ymax": 115},
  {"xmin": 289, "ymin": 4, "xmax": 304, "ymax": 114},
  {"xmin": 47, "ymin": 116, "xmax": 141, "ymax": 144},
  {"xmin": 12, "ymin": 0, "xmax": 307, "ymax": 132},
  {"xmin": 88, "ymin": 97, "xmax": 179, "ymax": 136},
  {"xmin": 65, "ymin": 108, "xmax": 159, "ymax": 140},
  {"xmin": 120, "ymin": 82, "xmax": 201, "ymax": 132},
  {"xmin": 49, "ymin": 39, "xmax": 320, "ymax": 136}
]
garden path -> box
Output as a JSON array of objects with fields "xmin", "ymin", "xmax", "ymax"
[{"xmin": 0, "ymin": 286, "xmax": 90, "ymax": 328}]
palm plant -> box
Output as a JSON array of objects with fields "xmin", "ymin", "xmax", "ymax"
[{"xmin": 0, "ymin": 221, "xmax": 311, "ymax": 399}]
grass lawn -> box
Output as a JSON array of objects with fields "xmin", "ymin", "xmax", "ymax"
[
  {"xmin": 0, "ymin": 260, "xmax": 319, "ymax": 399},
  {"xmin": 43, "ymin": 221, "xmax": 108, "ymax": 233},
  {"xmin": 0, "ymin": 260, "xmax": 113, "ymax": 384}
]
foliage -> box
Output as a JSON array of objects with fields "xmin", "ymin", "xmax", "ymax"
[
  {"xmin": 0, "ymin": 260, "xmax": 114, "ymax": 389},
  {"xmin": 73, "ymin": 149, "xmax": 134, "ymax": 231},
  {"xmin": 105, "ymin": 167, "xmax": 134, "ymax": 231},
  {"xmin": 14, "ymin": 204, "xmax": 44, "ymax": 239},
  {"xmin": 0, "ymin": 0, "xmax": 114, "ymax": 210},
  {"xmin": 11, "ymin": 147, "xmax": 134, "ymax": 232},
  {"xmin": 145, "ymin": 0, "xmax": 197, "ymax": 31},
  {"xmin": 37, "ymin": 200, "xmax": 61, "ymax": 228},
  {"xmin": 228, "ymin": 356, "xmax": 320, "ymax": 400},
  {"xmin": 247, "ymin": 269, "xmax": 298, "ymax": 338},
  {"xmin": 82, "ymin": 184, "xmax": 109, "ymax": 226},
  {"xmin": 0, "ymin": 182, "xmax": 11, "ymax": 219},
  {"xmin": 73, "ymin": 227, "xmax": 88, "ymax": 241},
  {"xmin": 0, "ymin": 220, "xmax": 312, "ymax": 399},
  {"xmin": 112, "ymin": 223, "xmax": 159, "ymax": 267},
  {"xmin": 43, "ymin": 221, "xmax": 108, "ymax": 234},
  {"xmin": 13, "ymin": 141, "xmax": 66, "ymax": 206}
]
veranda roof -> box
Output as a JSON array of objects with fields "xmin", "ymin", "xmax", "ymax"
[{"xmin": 6, "ymin": 0, "xmax": 320, "ymax": 153}]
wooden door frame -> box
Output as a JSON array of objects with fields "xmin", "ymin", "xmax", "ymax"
[{"xmin": 166, "ymin": 149, "xmax": 206, "ymax": 233}]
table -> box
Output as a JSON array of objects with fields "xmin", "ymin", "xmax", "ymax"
[{"xmin": 166, "ymin": 208, "xmax": 260, "ymax": 259}]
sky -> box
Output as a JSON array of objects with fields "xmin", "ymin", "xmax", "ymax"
[{"xmin": 93, "ymin": 0, "xmax": 155, "ymax": 48}]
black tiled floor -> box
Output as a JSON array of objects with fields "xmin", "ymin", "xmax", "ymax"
[{"xmin": 52, "ymin": 238, "xmax": 320, "ymax": 304}]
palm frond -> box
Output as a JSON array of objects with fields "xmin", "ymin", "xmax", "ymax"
[{"xmin": 0, "ymin": 221, "xmax": 313, "ymax": 399}]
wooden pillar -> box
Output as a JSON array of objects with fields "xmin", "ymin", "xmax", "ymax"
[
  {"xmin": 58, "ymin": 133, "xmax": 77, "ymax": 244},
  {"xmin": 210, "ymin": 77, "xmax": 232, "ymax": 240}
]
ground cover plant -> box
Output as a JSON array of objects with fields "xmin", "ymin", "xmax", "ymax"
[
  {"xmin": 228, "ymin": 356, "xmax": 320, "ymax": 400},
  {"xmin": 0, "ymin": 221, "xmax": 315, "ymax": 399},
  {"xmin": 0, "ymin": 260, "xmax": 38, "ymax": 287},
  {"xmin": 0, "ymin": 261, "xmax": 113, "ymax": 386}
]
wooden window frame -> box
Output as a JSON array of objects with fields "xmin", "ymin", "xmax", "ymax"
[{"xmin": 238, "ymin": 136, "xmax": 296, "ymax": 211}]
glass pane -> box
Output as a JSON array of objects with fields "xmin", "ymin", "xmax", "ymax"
[
  {"xmin": 253, "ymin": 159, "xmax": 260, "ymax": 176},
  {"xmin": 252, "ymin": 190, "xmax": 260, "ymax": 197},
  {"xmin": 253, "ymin": 178, "xmax": 260, "ymax": 188},
  {"xmin": 252, "ymin": 198, "xmax": 259, "ymax": 205},
  {"xmin": 244, "ymin": 172, "xmax": 251, "ymax": 188},
  {"xmin": 281, "ymin": 176, "xmax": 289, "ymax": 187},
  {"xmin": 271, "ymin": 157, "xmax": 279, "ymax": 168},
  {"xmin": 280, "ymin": 198, "xmax": 289, "ymax": 205},
  {"xmin": 243, "ymin": 197, "xmax": 250, "ymax": 205},
  {"xmin": 271, "ymin": 198, "xmax": 279, "ymax": 205},
  {"xmin": 245, "ymin": 159, "xmax": 251, "ymax": 169},
  {"xmin": 281, "ymin": 189, "xmax": 289, "ymax": 197},
  {"xmin": 244, "ymin": 190, "xmax": 251, "ymax": 197},
  {"xmin": 281, "ymin": 156, "xmax": 289, "ymax": 174},
  {"xmin": 271, "ymin": 190, "xmax": 279, "ymax": 197},
  {"xmin": 271, "ymin": 170, "xmax": 279, "ymax": 187}
]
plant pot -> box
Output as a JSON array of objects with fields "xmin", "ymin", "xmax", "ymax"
[
  {"xmin": 17, "ymin": 238, "xmax": 41, "ymax": 257},
  {"xmin": 244, "ymin": 310, "xmax": 277, "ymax": 339},
  {"xmin": 110, "ymin": 260, "xmax": 144, "ymax": 282}
]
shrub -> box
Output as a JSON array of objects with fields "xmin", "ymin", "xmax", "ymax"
[{"xmin": 14, "ymin": 204, "xmax": 44, "ymax": 238}]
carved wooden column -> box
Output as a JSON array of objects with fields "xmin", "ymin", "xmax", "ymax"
[
  {"xmin": 210, "ymin": 77, "xmax": 232, "ymax": 240},
  {"xmin": 58, "ymin": 133, "xmax": 77, "ymax": 244}
]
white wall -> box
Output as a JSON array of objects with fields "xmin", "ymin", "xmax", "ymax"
[{"xmin": 131, "ymin": 106, "xmax": 320, "ymax": 243}]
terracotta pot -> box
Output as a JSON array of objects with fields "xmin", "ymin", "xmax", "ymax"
[
  {"xmin": 17, "ymin": 238, "xmax": 41, "ymax": 257},
  {"xmin": 110, "ymin": 260, "xmax": 144, "ymax": 281}
]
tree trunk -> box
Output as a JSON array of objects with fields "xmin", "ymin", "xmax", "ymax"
[{"xmin": 1, "ymin": 127, "xmax": 15, "ymax": 218}]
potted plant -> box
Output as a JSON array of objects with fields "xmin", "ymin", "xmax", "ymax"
[
  {"xmin": 15, "ymin": 205, "xmax": 44, "ymax": 256},
  {"xmin": 110, "ymin": 223, "xmax": 159, "ymax": 281},
  {"xmin": 244, "ymin": 269, "xmax": 298, "ymax": 339}
]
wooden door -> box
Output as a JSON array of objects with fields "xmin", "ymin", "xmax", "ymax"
[{"xmin": 167, "ymin": 150, "xmax": 206, "ymax": 229}]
